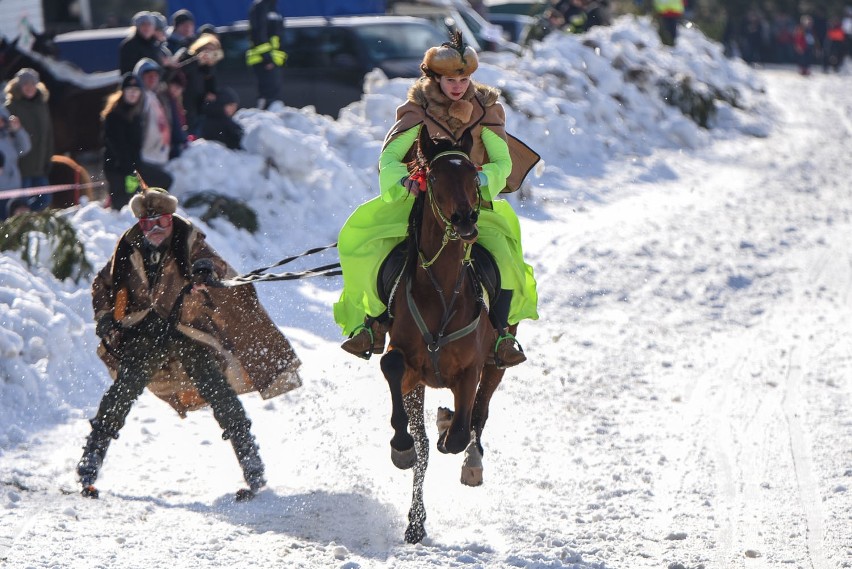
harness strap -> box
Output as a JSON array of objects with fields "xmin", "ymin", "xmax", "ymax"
[{"xmin": 405, "ymin": 278, "xmax": 481, "ymax": 379}]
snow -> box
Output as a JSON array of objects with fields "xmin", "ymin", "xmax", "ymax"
[{"xmin": 2, "ymin": 15, "xmax": 851, "ymax": 568}]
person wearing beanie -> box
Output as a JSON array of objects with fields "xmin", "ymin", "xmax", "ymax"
[
  {"xmin": 0, "ymin": 107, "xmax": 32, "ymax": 221},
  {"xmin": 4, "ymin": 67, "xmax": 53, "ymax": 212},
  {"xmin": 119, "ymin": 10, "xmax": 167, "ymax": 75},
  {"xmin": 78, "ymin": 185, "xmax": 302, "ymax": 501},
  {"xmin": 100, "ymin": 72, "xmax": 145, "ymax": 210},
  {"xmin": 334, "ymin": 31, "xmax": 540, "ymax": 368},
  {"xmin": 167, "ymin": 9, "xmax": 196, "ymax": 53},
  {"xmin": 199, "ymin": 86, "xmax": 243, "ymax": 150},
  {"xmin": 132, "ymin": 57, "xmax": 173, "ymax": 190}
]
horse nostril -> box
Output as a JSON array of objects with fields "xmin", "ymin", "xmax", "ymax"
[{"xmin": 450, "ymin": 213, "xmax": 463, "ymax": 225}]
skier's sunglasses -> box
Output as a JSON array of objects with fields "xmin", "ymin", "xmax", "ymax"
[{"xmin": 138, "ymin": 213, "xmax": 173, "ymax": 232}]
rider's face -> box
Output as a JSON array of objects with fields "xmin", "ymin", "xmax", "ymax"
[{"xmin": 439, "ymin": 76, "xmax": 471, "ymax": 101}]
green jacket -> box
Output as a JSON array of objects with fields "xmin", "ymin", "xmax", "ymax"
[{"xmin": 4, "ymin": 80, "xmax": 54, "ymax": 178}]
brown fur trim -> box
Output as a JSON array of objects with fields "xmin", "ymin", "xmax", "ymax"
[
  {"xmin": 407, "ymin": 78, "xmax": 501, "ymax": 135},
  {"xmin": 129, "ymin": 187, "xmax": 179, "ymax": 218},
  {"xmin": 448, "ymin": 99, "xmax": 473, "ymax": 123}
]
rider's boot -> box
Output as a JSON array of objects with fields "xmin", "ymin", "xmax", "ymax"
[
  {"xmin": 490, "ymin": 290, "xmax": 526, "ymax": 369},
  {"xmin": 77, "ymin": 419, "xmax": 118, "ymax": 497},
  {"xmin": 341, "ymin": 314, "xmax": 389, "ymax": 359}
]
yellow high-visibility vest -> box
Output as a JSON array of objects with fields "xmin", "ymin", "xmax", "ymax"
[
  {"xmin": 246, "ymin": 35, "xmax": 287, "ymax": 66},
  {"xmin": 653, "ymin": 0, "xmax": 684, "ymax": 15}
]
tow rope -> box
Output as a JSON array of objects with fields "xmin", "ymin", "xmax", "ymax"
[{"xmin": 219, "ymin": 242, "xmax": 341, "ymax": 287}]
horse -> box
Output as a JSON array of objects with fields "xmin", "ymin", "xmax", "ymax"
[
  {"xmin": 0, "ymin": 35, "xmax": 119, "ymax": 158},
  {"xmin": 380, "ymin": 126, "xmax": 513, "ymax": 544}
]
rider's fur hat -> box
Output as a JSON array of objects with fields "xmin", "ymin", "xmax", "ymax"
[
  {"xmin": 421, "ymin": 30, "xmax": 478, "ymax": 78},
  {"xmin": 130, "ymin": 187, "xmax": 178, "ymax": 218}
]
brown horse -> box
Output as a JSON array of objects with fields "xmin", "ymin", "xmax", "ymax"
[{"xmin": 380, "ymin": 127, "xmax": 511, "ymax": 544}]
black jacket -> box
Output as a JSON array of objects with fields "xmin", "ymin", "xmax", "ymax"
[
  {"xmin": 200, "ymin": 100, "xmax": 243, "ymax": 150},
  {"xmin": 103, "ymin": 102, "xmax": 143, "ymax": 174},
  {"xmin": 119, "ymin": 33, "xmax": 165, "ymax": 75},
  {"xmin": 249, "ymin": 0, "xmax": 285, "ymax": 65}
]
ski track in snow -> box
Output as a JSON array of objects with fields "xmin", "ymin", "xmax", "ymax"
[{"xmin": 2, "ymin": 68, "xmax": 852, "ymax": 568}]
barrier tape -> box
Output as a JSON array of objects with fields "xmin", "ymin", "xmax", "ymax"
[{"xmin": 0, "ymin": 181, "xmax": 105, "ymax": 201}]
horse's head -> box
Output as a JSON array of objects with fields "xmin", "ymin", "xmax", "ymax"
[{"xmin": 417, "ymin": 127, "xmax": 481, "ymax": 243}]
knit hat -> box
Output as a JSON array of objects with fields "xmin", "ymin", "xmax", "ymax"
[
  {"xmin": 129, "ymin": 187, "xmax": 178, "ymax": 218},
  {"xmin": 132, "ymin": 11, "xmax": 156, "ymax": 27},
  {"xmin": 218, "ymin": 86, "xmax": 239, "ymax": 107},
  {"xmin": 133, "ymin": 57, "xmax": 161, "ymax": 81},
  {"xmin": 421, "ymin": 30, "xmax": 478, "ymax": 78},
  {"xmin": 120, "ymin": 72, "xmax": 141, "ymax": 90},
  {"xmin": 171, "ymin": 9, "xmax": 195, "ymax": 26},
  {"xmin": 14, "ymin": 68, "xmax": 40, "ymax": 85},
  {"xmin": 152, "ymin": 12, "xmax": 167, "ymax": 32}
]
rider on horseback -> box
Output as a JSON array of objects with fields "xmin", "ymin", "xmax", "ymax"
[{"xmin": 334, "ymin": 31, "xmax": 539, "ymax": 368}]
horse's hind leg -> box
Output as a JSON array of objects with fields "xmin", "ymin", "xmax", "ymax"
[
  {"xmin": 403, "ymin": 385, "xmax": 428, "ymax": 544},
  {"xmin": 380, "ymin": 350, "xmax": 415, "ymax": 470},
  {"xmin": 461, "ymin": 364, "xmax": 506, "ymax": 487}
]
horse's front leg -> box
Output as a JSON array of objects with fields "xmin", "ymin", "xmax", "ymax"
[
  {"xmin": 437, "ymin": 366, "xmax": 479, "ymax": 455},
  {"xmin": 403, "ymin": 385, "xmax": 428, "ymax": 544},
  {"xmin": 380, "ymin": 349, "xmax": 415, "ymax": 469},
  {"xmin": 461, "ymin": 364, "xmax": 505, "ymax": 486}
]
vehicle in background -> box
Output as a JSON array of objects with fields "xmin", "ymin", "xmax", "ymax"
[
  {"xmin": 482, "ymin": 0, "xmax": 546, "ymax": 16},
  {"xmin": 52, "ymin": 27, "xmax": 132, "ymax": 73},
  {"xmin": 388, "ymin": 0, "xmax": 522, "ymax": 54},
  {"xmin": 487, "ymin": 12, "xmax": 537, "ymax": 45},
  {"xmin": 215, "ymin": 15, "xmax": 447, "ymax": 116}
]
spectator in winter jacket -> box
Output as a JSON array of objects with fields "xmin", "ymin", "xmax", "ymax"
[
  {"xmin": 133, "ymin": 58, "xmax": 173, "ymax": 190},
  {"xmin": 119, "ymin": 11, "xmax": 167, "ymax": 75},
  {"xmin": 101, "ymin": 73, "xmax": 145, "ymax": 211},
  {"xmin": 167, "ymin": 9, "xmax": 196, "ymax": 54},
  {"xmin": 4, "ymin": 68, "xmax": 54, "ymax": 212},
  {"xmin": 794, "ymin": 15, "xmax": 818, "ymax": 75},
  {"xmin": 200, "ymin": 87, "xmax": 243, "ymax": 150},
  {"xmin": 78, "ymin": 186, "xmax": 302, "ymax": 501},
  {"xmin": 823, "ymin": 17, "xmax": 846, "ymax": 72},
  {"xmin": 176, "ymin": 33, "xmax": 223, "ymax": 135},
  {"xmin": 247, "ymin": 0, "xmax": 286, "ymax": 109},
  {"xmin": 0, "ymin": 107, "xmax": 31, "ymax": 220},
  {"xmin": 165, "ymin": 71, "xmax": 189, "ymax": 158}
]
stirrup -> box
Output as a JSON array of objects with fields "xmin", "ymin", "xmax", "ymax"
[
  {"xmin": 341, "ymin": 323, "xmax": 377, "ymax": 360},
  {"xmin": 494, "ymin": 332, "xmax": 526, "ymax": 369}
]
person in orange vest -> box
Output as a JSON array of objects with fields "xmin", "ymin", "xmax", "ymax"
[
  {"xmin": 823, "ymin": 17, "xmax": 846, "ymax": 72},
  {"xmin": 653, "ymin": 0, "xmax": 685, "ymax": 46}
]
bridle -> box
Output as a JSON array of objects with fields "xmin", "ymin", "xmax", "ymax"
[
  {"xmin": 405, "ymin": 149, "xmax": 485, "ymax": 379},
  {"xmin": 418, "ymin": 150, "xmax": 482, "ymax": 270}
]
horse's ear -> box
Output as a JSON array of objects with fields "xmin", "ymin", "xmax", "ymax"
[
  {"xmin": 418, "ymin": 124, "xmax": 436, "ymax": 162},
  {"xmin": 457, "ymin": 129, "xmax": 474, "ymax": 156}
]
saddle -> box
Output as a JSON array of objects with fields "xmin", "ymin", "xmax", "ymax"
[{"xmin": 377, "ymin": 242, "xmax": 501, "ymax": 311}]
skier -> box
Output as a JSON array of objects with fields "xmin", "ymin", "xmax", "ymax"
[{"xmin": 78, "ymin": 185, "xmax": 302, "ymax": 500}]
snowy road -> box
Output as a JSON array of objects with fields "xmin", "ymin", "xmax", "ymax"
[{"xmin": 2, "ymin": 67, "xmax": 851, "ymax": 568}]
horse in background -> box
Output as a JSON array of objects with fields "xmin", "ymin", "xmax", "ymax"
[
  {"xmin": 0, "ymin": 35, "xmax": 119, "ymax": 158},
  {"xmin": 380, "ymin": 127, "xmax": 512, "ymax": 543}
]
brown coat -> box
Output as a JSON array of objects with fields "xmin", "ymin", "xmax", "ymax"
[
  {"xmin": 384, "ymin": 77, "xmax": 539, "ymax": 193},
  {"xmin": 93, "ymin": 216, "xmax": 301, "ymax": 417}
]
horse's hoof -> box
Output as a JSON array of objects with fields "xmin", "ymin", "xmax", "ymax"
[
  {"xmin": 405, "ymin": 523, "xmax": 426, "ymax": 544},
  {"xmin": 460, "ymin": 465, "xmax": 483, "ymax": 487},
  {"xmin": 391, "ymin": 446, "xmax": 416, "ymax": 470}
]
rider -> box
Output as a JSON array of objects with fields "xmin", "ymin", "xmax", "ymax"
[{"xmin": 334, "ymin": 31, "xmax": 539, "ymax": 368}]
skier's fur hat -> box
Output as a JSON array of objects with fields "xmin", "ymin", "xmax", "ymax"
[
  {"xmin": 421, "ymin": 30, "xmax": 478, "ymax": 78},
  {"xmin": 130, "ymin": 187, "xmax": 178, "ymax": 218}
]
